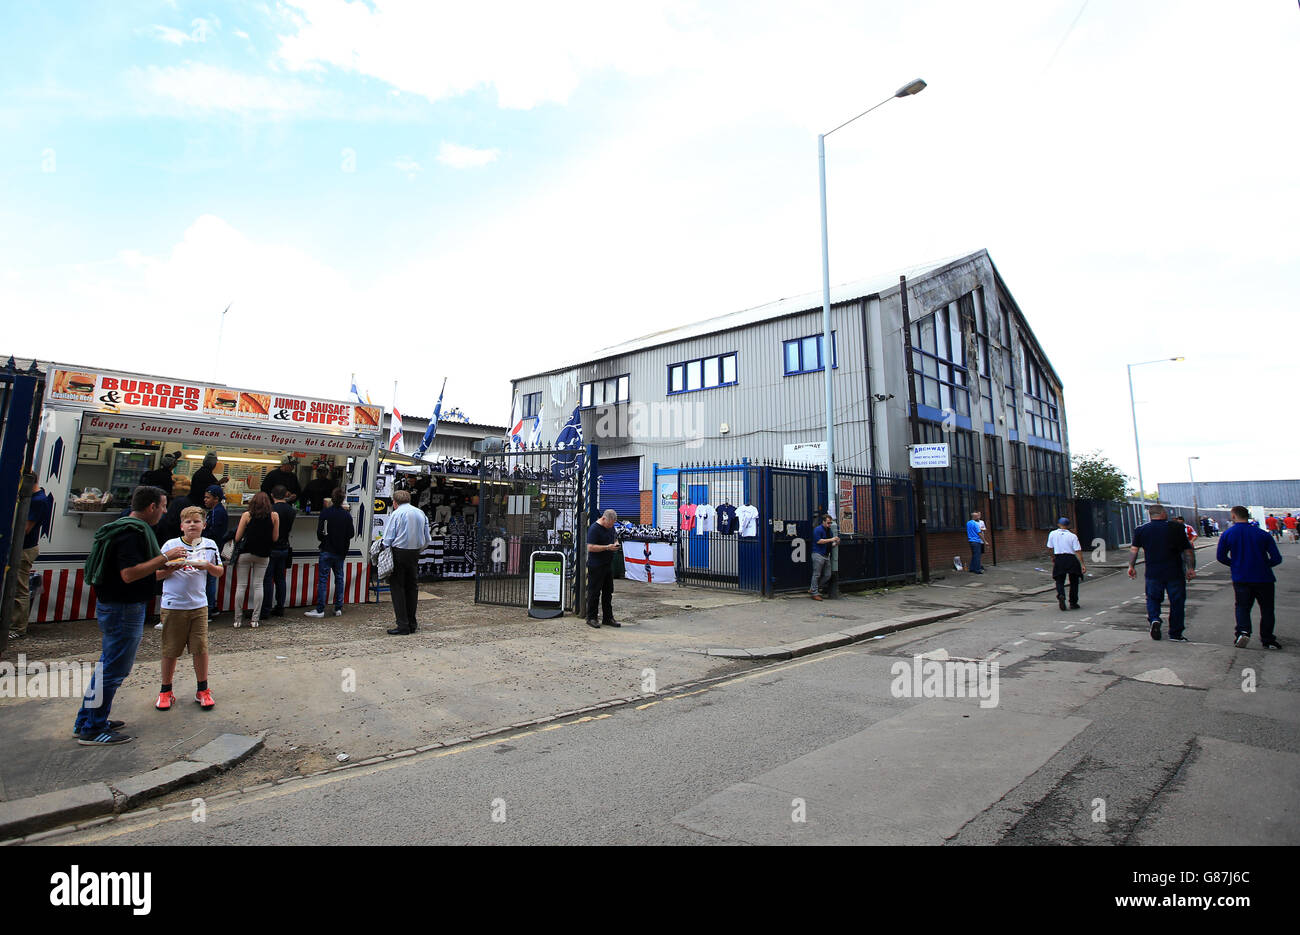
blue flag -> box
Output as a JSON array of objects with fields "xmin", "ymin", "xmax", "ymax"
[
  {"xmin": 550, "ymin": 405, "xmax": 584, "ymax": 480},
  {"xmin": 350, "ymin": 374, "xmax": 371, "ymax": 405},
  {"xmin": 414, "ymin": 378, "xmax": 447, "ymax": 460}
]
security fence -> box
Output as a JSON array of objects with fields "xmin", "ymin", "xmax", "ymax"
[{"xmin": 672, "ymin": 460, "xmax": 915, "ymax": 596}]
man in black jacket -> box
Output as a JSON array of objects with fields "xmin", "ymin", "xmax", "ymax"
[
  {"xmin": 305, "ymin": 488, "xmax": 354, "ymax": 618},
  {"xmin": 260, "ymin": 456, "xmax": 301, "ymax": 502}
]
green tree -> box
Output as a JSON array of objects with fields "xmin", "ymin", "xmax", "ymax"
[{"xmin": 1072, "ymin": 451, "xmax": 1128, "ymax": 501}]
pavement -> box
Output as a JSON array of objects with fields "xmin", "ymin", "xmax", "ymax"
[{"xmin": 0, "ymin": 535, "xmax": 1220, "ymax": 841}]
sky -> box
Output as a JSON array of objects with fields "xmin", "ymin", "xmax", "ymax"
[{"xmin": 2, "ymin": 0, "xmax": 1297, "ymax": 492}]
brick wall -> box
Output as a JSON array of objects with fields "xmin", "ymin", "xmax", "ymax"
[
  {"xmin": 923, "ymin": 496, "xmax": 1076, "ymax": 568},
  {"xmin": 640, "ymin": 490, "xmax": 653, "ymax": 524}
]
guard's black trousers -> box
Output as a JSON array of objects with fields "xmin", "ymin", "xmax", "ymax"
[
  {"xmin": 586, "ymin": 564, "xmax": 614, "ymax": 622},
  {"xmin": 1053, "ymin": 553, "xmax": 1082, "ymax": 605}
]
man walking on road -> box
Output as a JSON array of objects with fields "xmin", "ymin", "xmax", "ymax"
[
  {"xmin": 967, "ymin": 511, "xmax": 988, "ymax": 574},
  {"xmin": 585, "ymin": 509, "xmax": 621, "ymax": 628},
  {"xmin": 1047, "ymin": 516, "xmax": 1086, "ymax": 611},
  {"xmin": 1129, "ymin": 504, "xmax": 1196, "ymax": 642},
  {"xmin": 1217, "ymin": 505, "xmax": 1283, "ymax": 650}
]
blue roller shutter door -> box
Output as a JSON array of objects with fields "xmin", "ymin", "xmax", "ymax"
[{"xmin": 597, "ymin": 456, "xmax": 641, "ymax": 521}]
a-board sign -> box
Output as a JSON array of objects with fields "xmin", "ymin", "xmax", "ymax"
[
  {"xmin": 909, "ymin": 443, "xmax": 950, "ymax": 469},
  {"xmin": 529, "ymin": 550, "xmax": 567, "ymax": 619}
]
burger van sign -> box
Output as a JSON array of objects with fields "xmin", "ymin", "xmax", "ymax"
[{"xmin": 48, "ymin": 366, "xmax": 382, "ymax": 437}]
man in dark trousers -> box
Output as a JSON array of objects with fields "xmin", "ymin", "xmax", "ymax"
[
  {"xmin": 586, "ymin": 509, "xmax": 621, "ymax": 628},
  {"xmin": 1047, "ymin": 516, "xmax": 1086, "ymax": 611},
  {"xmin": 1217, "ymin": 505, "xmax": 1283, "ymax": 649},
  {"xmin": 305, "ymin": 488, "xmax": 355, "ymax": 618},
  {"xmin": 260, "ymin": 485, "xmax": 297, "ymax": 618},
  {"xmin": 1129, "ymin": 503, "xmax": 1196, "ymax": 642},
  {"xmin": 74, "ymin": 486, "xmax": 187, "ymax": 745}
]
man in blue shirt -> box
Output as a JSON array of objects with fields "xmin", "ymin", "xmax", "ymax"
[
  {"xmin": 966, "ymin": 511, "xmax": 988, "ymax": 574},
  {"xmin": 381, "ymin": 489, "xmax": 432, "ymax": 635},
  {"xmin": 1216, "ymin": 505, "xmax": 1283, "ymax": 649},
  {"xmin": 1128, "ymin": 504, "xmax": 1195, "ymax": 641},
  {"xmin": 810, "ymin": 512, "xmax": 838, "ymax": 600}
]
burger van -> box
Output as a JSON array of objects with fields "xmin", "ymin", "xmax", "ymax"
[{"xmin": 26, "ymin": 362, "xmax": 384, "ymax": 624}]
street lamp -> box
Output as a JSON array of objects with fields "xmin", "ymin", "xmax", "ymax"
[
  {"xmin": 1187, "ymin": 456, "xmax": 1200, "ymax": 526},
  {"xmin": 819, "ymin": 78, "xmax": 926, "ymax": 518},
  {"xmin": 1126, "ymin": 356, "xmax": 1183, "ymax": 515}
]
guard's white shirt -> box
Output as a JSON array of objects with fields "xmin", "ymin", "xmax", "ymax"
[{"xmin": 1047, "ymin": 529, "xmax": 1081, "ymax": 555}]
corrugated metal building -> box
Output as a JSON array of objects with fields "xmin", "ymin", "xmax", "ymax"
[
  {"xmin": 378, "ymin": 414, "xmax": 506, "ymax": 462},
  {"xmin": 511, "ymin": 249, "xmax": 1072, "ymax": 559},
  {"xmin": 1158, "ymin": 480, "xmax": 1300, "ymax": 511}
]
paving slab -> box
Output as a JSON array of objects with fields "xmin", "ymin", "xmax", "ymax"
[
  {"xmin": 187, "ymin": 733, "xmax": 263, "ymax": 767},
  {"xmin": 673, "ymin": 700, "xmax": 1090, "ymax": 845},
  {"xmin": 1204, "ymin": 687, "xmax": 1300, "ymax": 726},
  {"xmin": 111, "ymin": 760, "xmax": 218, "ymax": 809},
  {"xmin": 0, "ymin": 782, "xmax": 115, "ymax": 840},
  {"xmin": 1131, "ymin": 736, "xmax": 1300, "ymax": 845}
]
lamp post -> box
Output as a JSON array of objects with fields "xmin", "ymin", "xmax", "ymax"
[
  {"xmin": 1126, "ymin": 356, "xmax": 1183, "ymax": 519},
  {"xmin": 1187, "ymin": 456, "xmax": 1200, "ymax": 527},
  {"xmin": 819, "ymin": 78, "xmax": 925, "ymax": 520}
]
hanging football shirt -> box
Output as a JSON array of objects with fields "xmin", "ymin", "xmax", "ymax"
[
  {"xmin": 716, "ymin": 503, "xmax": 738, "ymax": 535},
  {"xmin": 679, "ymin": 503, "xmax": 698, "ymax": 531},
  {"xmin": 737, "ymin": 503, "xmax": 759, "ymax": 537},
  {"xmin": 695, "ymin": 503, "xmax": 716, "ymax": 534}
]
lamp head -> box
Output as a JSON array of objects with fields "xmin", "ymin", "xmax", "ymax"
[{"xmin": 895, "ymin": 79, "xmax": 927, "ymax": 97}]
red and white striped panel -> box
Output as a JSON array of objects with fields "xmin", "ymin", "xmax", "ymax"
[{"xmin": 31, "ymin": 560, "xmax": 371, "ymax": 622}]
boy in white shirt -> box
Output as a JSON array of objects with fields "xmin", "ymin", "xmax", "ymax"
[{"xmin": 155, "ymin": 506, "xmax": 224, "ymax": 710}]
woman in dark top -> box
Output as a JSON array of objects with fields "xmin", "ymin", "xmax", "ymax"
[{"xmin": 231, "ymin": 492, "xmax": 279, "ymax": 628}]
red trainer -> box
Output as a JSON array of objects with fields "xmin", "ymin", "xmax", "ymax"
[
  {"xmin": 195, "ymin": 689, "xmax": 215, "ymax": 710},
  {"xmin": 156, "ymin": 690, "xmax": 175, "ymax": 710}
]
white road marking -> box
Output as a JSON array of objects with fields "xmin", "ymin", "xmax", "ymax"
[
  {"xmin": 1013, "ymin": 640, "xmax": 1026, "ymax": 646},
  {"xmin": 1080, "ymin": 617, "xmax": 1093, "ymax": 622}
]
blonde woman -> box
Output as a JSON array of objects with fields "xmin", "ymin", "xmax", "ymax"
[{"xmin": 231, "ymin": 491, "xmax": 279, "ymax": 628}]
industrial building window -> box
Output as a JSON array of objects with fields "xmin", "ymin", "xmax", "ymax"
[
  {"xmin": 580, "ymin": 374, "xmax": 630, "ymax": 409},
  {"xmin": 783, "ymin": 332, "xmax": 837, "ymax": 375},
  {"xmin": 1021, "ymin": 341, "xmax": 1061, "ymax": 443},
  {"xmin": 916, "ymin": 422, "xmax": 979, "ymax": 531},
  {"xmin": 521, "ymin": 392, "xmax": 542, "ymax": 420},
  {"xmin": 1029, "ymin": 445, "xmax": 1070, "ymax": 531},
  {"xmin": 1011, "ymin": 442, "xmax": 1030, "ymax": 529},
  {"xmin": 969, "ymin": 290, "xmax": 994, "ymax": 426},
  {"xmin": 668, "ymin": 353, "xmax": 737, "ymax": 395},
  {"xmin": 910, "ymin": 304, "xmax": 970, "ymax": 418},
  {"xmin": 984, "ymin": 434, "xmax": 1006, "ymax": 530}
]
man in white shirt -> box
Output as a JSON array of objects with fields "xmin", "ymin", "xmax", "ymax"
[
  {"xmin": 1047, "ymin": 516, "xmax": 1087, "ymax": 611},
  {"xmin": 381, "ymin": 489, "xmax": 433, "ymax": 635}
]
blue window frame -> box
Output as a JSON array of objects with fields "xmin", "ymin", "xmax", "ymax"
[
  {"xmin": 783, "ymin": 331, "xmax": 837, "ymax": 375},
  {"xmin": 667, "ymin": 353, "xmax": 737, "ymax": 395},
  {"xmin": 521, "ymin": 391, "xmax": 542, "ymax": 420},
  {"xmin": 580, "ymin": 374, "xmax": 630, "ymax": 409}
]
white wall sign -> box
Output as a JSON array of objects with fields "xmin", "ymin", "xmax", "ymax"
[
  {"xmin": 909, "ymin": 443, "xmax": 950, "ymax": 468},
  {"xmin": 783, "ymin": 440, "xmax": 827, "ymax": 465}
]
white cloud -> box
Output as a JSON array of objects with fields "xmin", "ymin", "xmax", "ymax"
[
  {"xmin": 234, "ymin": 29, "xmax": 250, "ymax": 40},
  {"xmin": 126, "ymin": 63, "xmax": 323, "ymax": 116},
  {"xmin": 274, "ymin": 0, "xmax": 709, "ymax": 109},
  {"xmin": 436, "ymin": 142, "xmax": 498, "ymax": 170},
  {"xmin": 393, "ymin": 155, "xmax": 422, "ymax": 177},
  {"xmin": 144, "ymin": 25, "xmax": 194, "ymax": 45}
]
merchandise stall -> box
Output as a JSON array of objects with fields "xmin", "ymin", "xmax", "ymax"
[
  {"xmin": 28, "ymin": 363, "xmax": 384, "ymax": 623},
  {"xmin": 371, "ymin": 452, "xmax": 486, "ymax": 583}
]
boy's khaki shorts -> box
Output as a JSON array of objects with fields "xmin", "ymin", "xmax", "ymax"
[{"xmin": 160, "ymin": 607, "xmax": 209, "ymax": 657}]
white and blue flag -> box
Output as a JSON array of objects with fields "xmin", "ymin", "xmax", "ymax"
[{"xmin": 414, "ymin": 378, "xmax": 447, "ymax": 461}]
